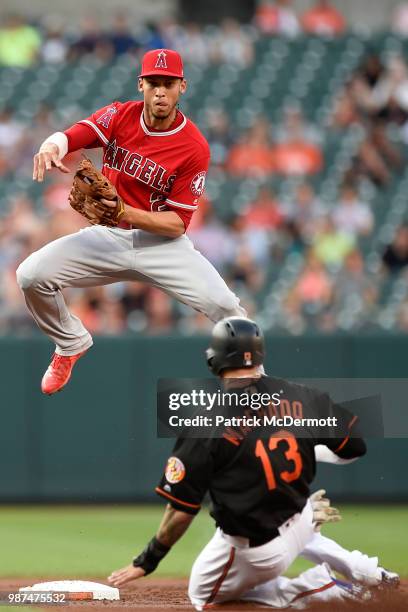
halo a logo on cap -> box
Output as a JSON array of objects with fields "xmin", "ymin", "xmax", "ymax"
[
  {"xmin": 155, "ymin": 50, "xmax": 168, "ymax": 69},
  {"xmin": 165, "ymin": 456, "xmax": 186, "ymax": 484},
  {"xmin": 244, "ymin": 351, "xmax": 252, "ymax": 365}
]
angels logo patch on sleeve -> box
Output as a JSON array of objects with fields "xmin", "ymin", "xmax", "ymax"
[
  {"xmin": 96, "ymin": 106, "xmax": 117, "ymax": 129},
  {"xmin": 165, "ymin": 457, "xmax": 186, "ymax": 484},
  {"xmin": 190, "ymin": 171, "xmax": 206, "ymax": 196}
]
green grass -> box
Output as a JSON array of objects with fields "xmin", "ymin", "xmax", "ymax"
[{"xmin": 0, "ymin": 505, "xmax": 406, "ymax": 579}]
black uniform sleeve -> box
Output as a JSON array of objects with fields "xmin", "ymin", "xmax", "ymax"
[
  {"xmin": 156, "ymin": 438, "xmax": 213, "ymax": 515},
  {"xmin": 315, "ymin": 393, "xmax": 367, "ymax": 460}
]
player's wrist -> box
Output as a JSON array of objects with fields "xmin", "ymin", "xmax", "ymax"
[
  {"xmin": 39, "ymin": 143, "xmax": 59, "ymax": 155},
  {"xmin": 121, "ymin": 204, "xmax": 135, "ymax": 224},
  {"xmin": 132, "ymin": 536, "xmax": 171, "ymax": 575},
  {"xmin": 39, "ymin": 132, "xmax": 68, "ymax": 159}
]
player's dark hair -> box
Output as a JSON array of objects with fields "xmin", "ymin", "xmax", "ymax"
[{"xmin": 206, "ymin": 317, "xmax": 265, "ymax": 375}]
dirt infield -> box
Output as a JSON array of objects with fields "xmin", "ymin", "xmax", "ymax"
[{"xmin": 0, "ymin": 578, "xmax": 407, "ymax": 611}]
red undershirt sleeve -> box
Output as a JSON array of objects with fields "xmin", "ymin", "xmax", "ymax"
[{"xmin": 64, "ymin": 123, "xmax": 101, "ymax": 153}]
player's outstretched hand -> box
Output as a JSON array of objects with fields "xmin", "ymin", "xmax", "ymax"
[
  {"xmin": 33, "ymin": 143, "xmax": 70, "ymax": 182},
  {"xmin": 107, "ymin": 564, "xmax": 145, "ymax": 587}
]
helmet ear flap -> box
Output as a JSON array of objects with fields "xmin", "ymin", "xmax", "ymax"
[
  {"xmin": 205, "ymin": 347, "xmax": 214, "ymax": 361},
  {"xmin": 206, "ymin": 347, "xmax": 218, "ymax": 375}
]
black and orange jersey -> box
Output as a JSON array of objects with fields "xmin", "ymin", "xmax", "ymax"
[{"xmin": 156, "ymin": 376, "xmax": 366, "ymax": 542}]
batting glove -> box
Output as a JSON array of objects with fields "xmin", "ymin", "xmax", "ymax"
[{"xmin": 310, "ymin": 489, "xmax": 342, "ymax": 532}]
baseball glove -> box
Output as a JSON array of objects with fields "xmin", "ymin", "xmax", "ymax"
[{"xmin": 69, "ymin": 158, "xmax": 125, "ymax": 227}]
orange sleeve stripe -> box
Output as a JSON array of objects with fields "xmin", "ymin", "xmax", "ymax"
[
  {"xmin": 334, "ymin": 415, "xmax": 358, "ymax": 453},
  {"xmin": 334, "ymin": 435, "xmax": 350, "ymax": 453},
  {"xmin": 155, "ymin": 487, "xmax": 201, "ymax": 510}
]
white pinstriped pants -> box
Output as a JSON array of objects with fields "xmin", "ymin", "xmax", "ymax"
[{"xmin": 16, "ymin": 226, "xmax": 245, "ymax": 355}]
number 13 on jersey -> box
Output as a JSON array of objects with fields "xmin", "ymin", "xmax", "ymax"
[{"xmin": 255, "ymin": 430, "xmax": 303, "ymax": 491}]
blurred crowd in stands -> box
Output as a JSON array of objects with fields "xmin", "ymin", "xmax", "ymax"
[
  {"xmin": 1, "ymin": 2, "xmax": 408, "ymax": 335},
  {"xmin": 0, "ymin": 2, "xmax": 350, "ymax": 69},
  {"xmin": 4, "ymin": 2, "xmax": 408, "ymax": 69}
]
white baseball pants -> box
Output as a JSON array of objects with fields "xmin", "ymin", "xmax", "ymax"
[
  {"xmin": 16, "ymin": 226, "xmax": 245, "ymax": 355},
  {"xmin": 301, "ymin": 531, "xmax": 381, "ymax": 586},
  {"xmin": 188, "ymin": 501, "xmax": 316, "ymax": 609},
  {"xmin": 189, "ymin": 503, "xmax": 380, "ymax": 609},
  {"xmin": 239, "ymin": 563, "xmax": 353, "ymax": 609}
]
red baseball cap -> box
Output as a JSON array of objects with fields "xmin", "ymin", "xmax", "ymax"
[{"xmin": 139, "ymin": 49, "xmax": 184, "ymax": 78}]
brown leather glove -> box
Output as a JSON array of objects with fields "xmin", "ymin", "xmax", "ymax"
[{"xmin": 69, "ymin": 158, "xmax": 125, "ymax": 227}]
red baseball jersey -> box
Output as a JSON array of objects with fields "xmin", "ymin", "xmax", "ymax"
[{"xmin": 64, "ymin": 100, "xmax": 210, "ymax": 229}]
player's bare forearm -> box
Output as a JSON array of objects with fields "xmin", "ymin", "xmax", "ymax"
[
  {"xmin": 108, "ymin": 505, "xmax": 194, "ymax": 587},
  {"xmin": 122, "ymin": 205, "xmax": 185, "ymax": 238},
  {"xmin": 156, "ymin": 504, "xmax": 195, "ymax": 547}
]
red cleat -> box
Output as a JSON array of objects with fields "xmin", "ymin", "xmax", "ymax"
[{"xmin": 41, "ymin": 350, "xmax": 87, "ymax": 395}]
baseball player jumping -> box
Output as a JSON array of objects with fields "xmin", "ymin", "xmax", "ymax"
[
  {"xmin": 108, "ymin": 317, "xmax": 398, "ymax": 609},
  {"xmin": 17, "ymin": 49, "xmax": 245, "ymax": 395}
]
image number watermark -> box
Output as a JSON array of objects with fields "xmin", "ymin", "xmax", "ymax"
[{"xmin": 0, "ymin": 591, "xmax": 68, "ymax": 605}]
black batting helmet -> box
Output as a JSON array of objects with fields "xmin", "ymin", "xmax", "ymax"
[{"xmin": 206, "ymin": 317, "xmax": 265, "ymax": 376}]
